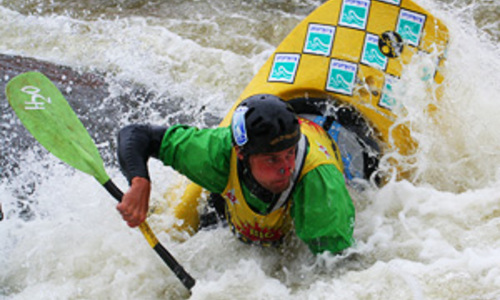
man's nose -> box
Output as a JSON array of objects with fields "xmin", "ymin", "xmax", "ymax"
[{"xmin": 279, "ymin": 160, "xmax": 294, "ymax": 176}]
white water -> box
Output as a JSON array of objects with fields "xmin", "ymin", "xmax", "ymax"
[{"xmin": 1, "ymin": 0, "xmax": 499, "ymax": 299}]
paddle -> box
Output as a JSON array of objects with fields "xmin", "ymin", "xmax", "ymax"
[{"xmin": 5, "ymin": 71, "xmax": 195, "ymax": 291}]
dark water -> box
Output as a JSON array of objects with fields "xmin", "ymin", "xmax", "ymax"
[
  {"xmin": 0, "ymin": 54, "xmax": 220, "ymax": 178},
  {"xmin": 0, "ymin": 1, "xmax": 328, "ymax": 199},
  {"xmin": 1, "ymin": 0, "xmax": 497, "ymax": 42}
]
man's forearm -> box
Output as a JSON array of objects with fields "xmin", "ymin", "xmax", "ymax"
[{"xmin": 117, "ymin": 124, "xmax": 167, "ymax": 183}]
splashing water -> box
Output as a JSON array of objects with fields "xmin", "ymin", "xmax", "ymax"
[{"xmin": 1, "ymin": 0, "xmax": 499, "ymax": 299}]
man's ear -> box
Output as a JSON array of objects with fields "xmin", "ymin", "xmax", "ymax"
[{"xmin": 235, "ymin": 146, "xmax": 245, "ymax": 160}]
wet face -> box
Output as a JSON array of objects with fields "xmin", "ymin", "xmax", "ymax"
[{"xmin": 238, "ymin": 145, "xmax": 297, "ymax": 194}]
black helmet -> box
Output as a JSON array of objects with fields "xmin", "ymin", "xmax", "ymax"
[{"xmin": 231, "ymin": 94, "xmax": 300, "ymax": 156}]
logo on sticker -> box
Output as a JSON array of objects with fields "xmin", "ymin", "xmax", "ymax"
[
  {"xmin": 361, "ymin": 33, "xmax": 388, "ymax": 70},
  {"xmin": 377, "ymin": 0, "xmax": 400, "ymax": 5},
  {"xmin": 225, "ymin": 189, "xmax": 238, "ymax": 205},
  {"xmin": 268, "ymin": 54, "xmax": 301, "ymax": 83},
  {"xmin": 339, "ymin": 0, "xmax": 370, "ymax": 30},
  {"xmin": 303, "ymin": 24, "xmax": 336, "ymax": 56},
  {"xmin": 232, "ymin": 106, "xmax": 249, "ymax": 146},
  {"xmin": 396, "ymin": 9, "xmax": 426, "ymax": 47},
  {"xmin": 326, "ymin": 59, "xmax": 357, "ymax": 95},
  {"xmin": 379, "ymin": 75, "xmax": 398, "ymax": 110},
  {"xmin": 316, "ymin": 141, "xmax": 332, "ymax": 160}
]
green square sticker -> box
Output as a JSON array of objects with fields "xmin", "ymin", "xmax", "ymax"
[
  {"xmin": 397, "ymin": 9, "xmax": 426, "ymax": 47},
  {"xmin": 361, "ymin": 33, "xmax": 388, "ymax": 70},
  {"xmin": 268, "ymin": 54, "xmax": 301, "ymax": 83},
  {"xmin": 326, "ymin": 59, "xmax": 357, "ymax": 95},
  {"xmin": 303, "ymin": 24, "xmax": 336, "ymax": 56},
  {"xmin": 339, "ymin": 0, "xmax": 370, "ymax": 30},
  {"xmin": 379, "ymin": 75, "xmax": 399, "ymax": 110}
]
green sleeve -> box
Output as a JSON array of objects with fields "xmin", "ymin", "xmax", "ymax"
[
  {"xmin": 157, "ymin": 125, "xmax": 233, "ymax": 194},
  {"xmin": 291, "ymin": 165, "xmax": 355, "ymax": 254}
]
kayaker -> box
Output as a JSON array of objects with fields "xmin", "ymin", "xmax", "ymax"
[{"xmin": 116, "ymin": 94, "xmax": 355, "ymax": 254}]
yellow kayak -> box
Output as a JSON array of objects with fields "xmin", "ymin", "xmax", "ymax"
[{"xmin": 171, "ymin": 0, "xmax": 449, "ymax": 234}]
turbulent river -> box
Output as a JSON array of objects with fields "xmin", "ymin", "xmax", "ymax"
[{"xmin": 1, "ymin": 0, "xmax": 499, "ymax": 299}]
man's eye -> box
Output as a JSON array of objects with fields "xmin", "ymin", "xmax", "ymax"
[{"xmin": 267, "ymin": 158, "xmax": 277, "ymax": 164}]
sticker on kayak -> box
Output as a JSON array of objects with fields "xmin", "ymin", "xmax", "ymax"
[
  {"xmin": 396, "ymin": 9, "xmax": 426, "ymax": 47},
  {"xmin": 378, "ymin": 75, "xmax": 399, "ymax": 110},
  {"xmin": 268, "ymin": 53, "xmax": 301, "ymax": 83},
  {"xmin": 232, "ymin": 106, "xmax": 249, "ymax": 146},
  {"xmin": 361, "ymin": 33, "xmax": 388, "ymax": 70},
  {"xmin": 303, "ymin": 24, "xmax": 336, "ymax": 56},
  {"xmin": 377, "ymin": 0, "xmax": 401, "ymax": 6},
  {"xmin": 338, "ymin": 0, "xmax": 371, "ymax": 30},
  {"xmin": 326, "ymin": 59, "xmax": 358, "ymax": 96}
]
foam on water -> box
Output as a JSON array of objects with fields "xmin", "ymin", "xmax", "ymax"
[
  {"xmin": 395, "ymin": 0, "xmax": 500, "ymax": 192},
  {"xmin": 1, "ymin": 0, "xmax": 499, "ymax": 299}
]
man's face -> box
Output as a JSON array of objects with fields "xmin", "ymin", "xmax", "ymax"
[{"xmin": 241, "ymin": 145, "xmax": 297, "ymax": 194}]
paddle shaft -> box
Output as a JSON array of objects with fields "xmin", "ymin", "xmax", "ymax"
[{"xmin": 103, "ymin": 179, "xmax": 196, "ymax": 290}]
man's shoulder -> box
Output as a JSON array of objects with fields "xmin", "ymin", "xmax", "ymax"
[{"xmin": 167, "ymin": 124, "xmax": 232, "ymax": 140}]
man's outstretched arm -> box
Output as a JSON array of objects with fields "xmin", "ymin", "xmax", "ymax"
[
  {"xmin": 116, "ymin": 124, "xmax": 167, "ymax": 227},
  {"xmin": 117, "ymin": 124, "xmax": 167, "ymax": 183}
]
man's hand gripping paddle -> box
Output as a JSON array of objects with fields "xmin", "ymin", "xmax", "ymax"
[{"xmin": 5, "ymin": 71, "xmax": 195, "ymax": 291}]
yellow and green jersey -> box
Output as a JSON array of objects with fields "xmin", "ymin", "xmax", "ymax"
[{"xmin": 158, "ymin": 118, "xmax": 355, "ymax": 254}]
